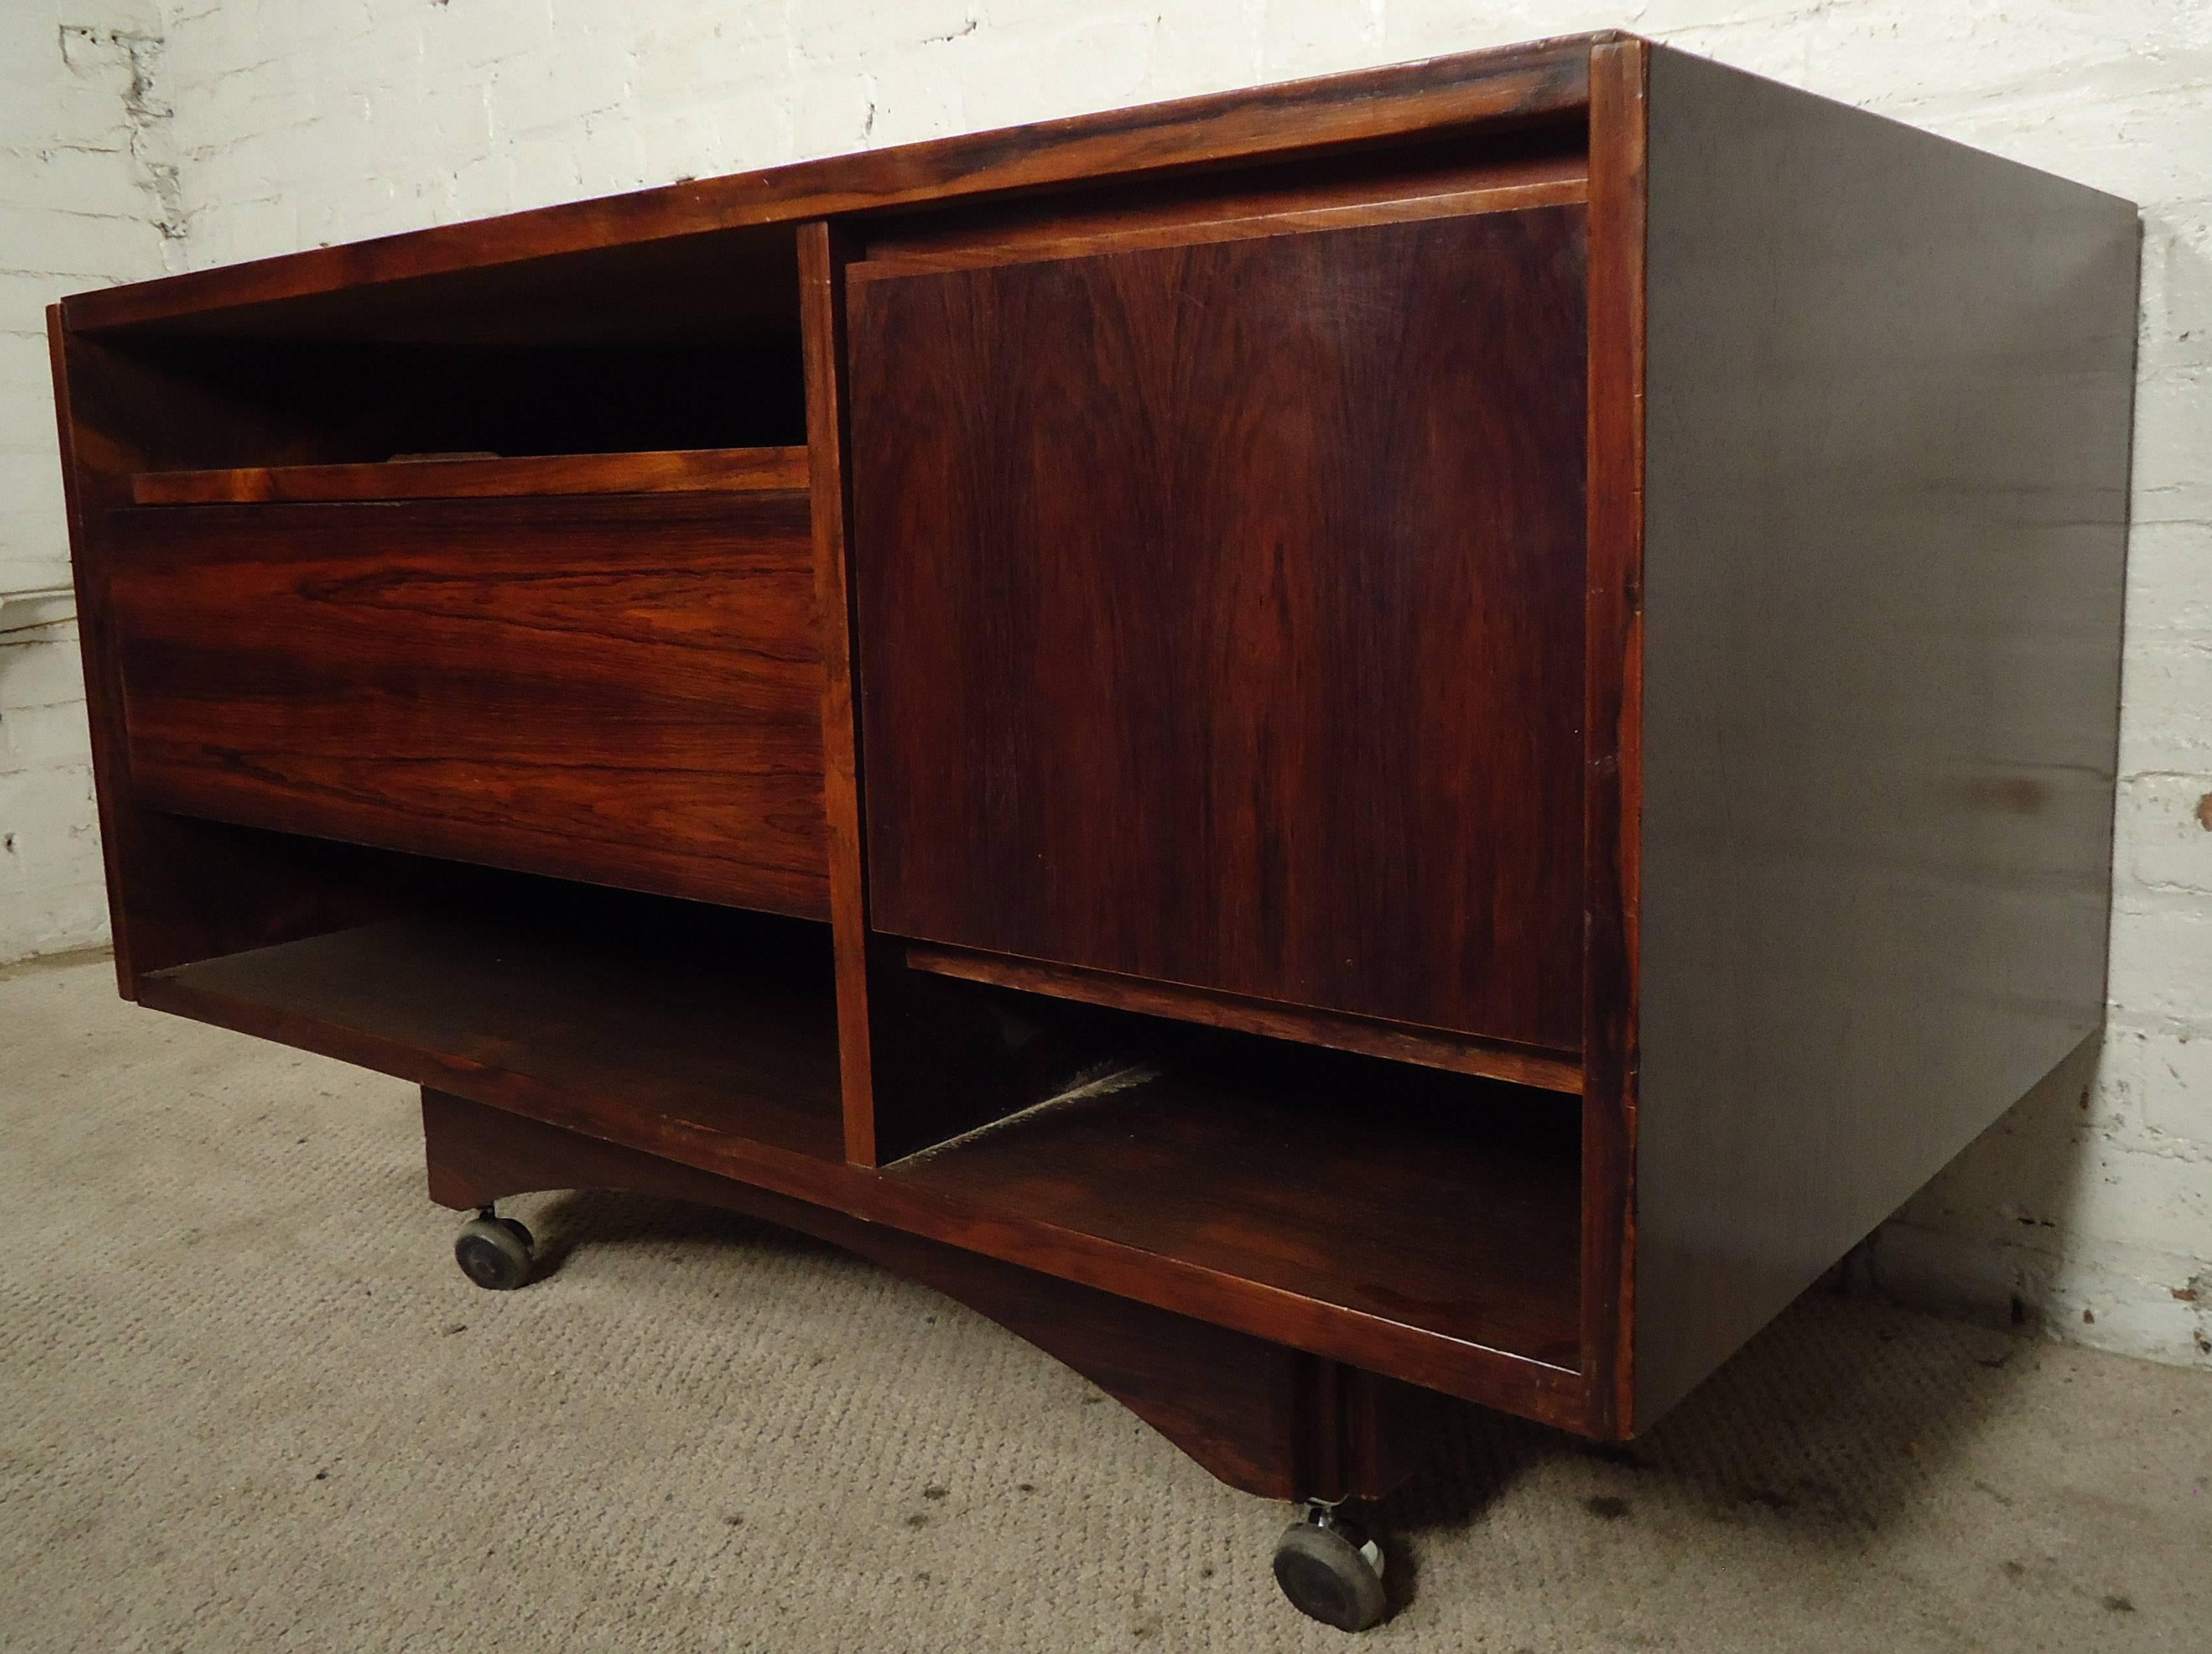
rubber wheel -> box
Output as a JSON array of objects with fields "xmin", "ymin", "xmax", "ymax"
[
  {"xmin": 454, "ymin": 1215, "xmax": 534, "ymax": 1291},
  {"xmin": 1273, "ymin": 1519, "xmax": 1387, "ymax": 1632}
]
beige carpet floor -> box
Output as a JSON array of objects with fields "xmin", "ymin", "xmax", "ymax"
[{"xmin": 3, "ymin": 950, "xmax": 2207, "ymax": 1653}]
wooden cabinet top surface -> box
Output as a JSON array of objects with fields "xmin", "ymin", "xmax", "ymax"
[{"xmin": 59, "ymin": 32, "xmax": 1615, "ymax": 333}]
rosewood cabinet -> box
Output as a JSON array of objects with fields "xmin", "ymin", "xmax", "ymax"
[{"xmin": 47, "ymin": 34, "xmax": 2137, "ymax": 1632}]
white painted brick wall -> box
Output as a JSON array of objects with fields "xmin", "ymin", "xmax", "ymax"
[
  {"xmin": 9, "ymin": 1, "xmax": 2211, "ymax": 1371},
  {"xmin": 1, "ymin": 1, "xmax": 179, "ymax": 965}
]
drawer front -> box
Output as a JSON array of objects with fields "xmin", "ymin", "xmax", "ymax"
[
  {"xmin": 108, "ymin": 492, "xmax": 830, "ymax": 920},
  {"xmin": 849, "ymin": 201, "xmax": 1589, "ymax": 1050}
]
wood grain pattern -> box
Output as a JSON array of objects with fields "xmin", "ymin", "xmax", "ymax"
[
  {"xmin": 153, "ymin": 911, "xmax": 844, "ymax": 1163},
  {"xmin": 891, "ymin": 1036, "xmax": 1584, "ymax": 1370},
  {"xmin": 131, "ymin": 446, "xmax": 809, "ymax": 506},
  {"xmin": 850, "ymin": 202, "xmax": 1589, "ymax": 1050},
  {"xmin": 108, "ymin": 492, "xmax": 830, "ymax": 918},
  {"xmin": 62, "ymin": 36, "xmax": 1603, "ymax": 334},
  {"xmin": 853, "ymin": 142, "xmax": 1588, "ymax": 276},
  {"xmin": 421, "ymin": 1087, "xmax": 1438, "ymax": 1503},
  {"xmin": 904, "ymin": 941, "xmax": 1583, "ymax": 1093},
  {"xmin": 1579, "ymin": 36, "xmax": 1648, "ymax": 1444},
  {"xmin": 1631, "ymin": 45, "xmax": 2139, "ymax": 1428},
  {"xmin": 802, "ymin": 218, "xmax": 1055, "ymax": 1167},
  {"xmin": 96, "ymin": 225, "xmax": 805, "ymax": 348},
  {"xmin": 53, "ymin": 32, "xmax": 2144, "ymax": 1472},
  {"xmin": 798, "ymin": 220, "xmax": 885, "ymax": 1165},
  {"xmin": 137, "ymin": 913, "xmax": 1587, "ymax": 1421},
  {"xmin": 48, "ymin": 317, "xmax": 429, "ymax": 993}
]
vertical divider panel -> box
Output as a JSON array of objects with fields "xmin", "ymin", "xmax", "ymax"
[
  {"xmin": 796, "ymin": 220, "xmax": 883, "ymax": 1167},
  {"xmin": 1580, "ymin": 38, "xmax": 1649, "ymax": 1442}
]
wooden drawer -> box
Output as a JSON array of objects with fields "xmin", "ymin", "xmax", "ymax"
[
  {"xmin": 106, "ymin": 492, "xmax": 830, "ymax": 920},
  {"xmin": 847, "ymin": 196, "xmax": 1589, "ymax": 1052}
]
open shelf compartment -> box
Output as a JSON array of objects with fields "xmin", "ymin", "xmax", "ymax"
[
  {"xmin": 136, "ymin": 874, "xmax": 845, "ymax": 1170},
  {"xmin": 127, "ymin": 830, "xmax": 1589, "ymax": 1406},
  {"xmin": 77, "ymin": 220, "xmax": 810, "ymax": 478},
  {"xmin": 901, "ymin": 939, "xmax": 1583, "ymax": 1092},
  {"xmin": 877, "ymin": 983, "xmax": 1585, "ymax": 1373}
]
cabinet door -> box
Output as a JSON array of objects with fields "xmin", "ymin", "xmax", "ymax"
[{"xmin": 847, "ymin": 200, "xmax": 1587, "ymax": 1052}]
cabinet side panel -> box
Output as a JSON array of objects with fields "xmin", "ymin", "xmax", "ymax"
[
  {"xmin": 1580, "ymin": 36, "xmax": 1648, "ymax": 1444},
  {"xmin": 1635, "ymin": 49, "xmax": 2139, "ymax": 1425},
  {"xmin": 49, "ymin": 320, "xmax": 419, "ymax": 990}
]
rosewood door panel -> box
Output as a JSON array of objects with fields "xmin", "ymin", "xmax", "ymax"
[{"xmin": 847, "ymin": 203, "xmax": 1589, "ymax": 1050}]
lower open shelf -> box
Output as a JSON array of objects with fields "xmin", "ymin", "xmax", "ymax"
[
  {"xmin": 886, "ymin": 1032, "xmax": 1583, "ymax": 1370},
  {"xmin": 138, "ymin": 902, "xmax": 845, "ymax": 1166},
  {"xmin": 130, "ymin": 866, "xmax": 1585, "ymax": 1408}
]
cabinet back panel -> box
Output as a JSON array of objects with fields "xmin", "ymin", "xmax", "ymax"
[
  {"xmin": 107, "ymin": 494, "xmax": 831, "ymax": 919},
  {"xmin": 849, "ymin": 201, "xmax": 1588, "ymax": 1050}
]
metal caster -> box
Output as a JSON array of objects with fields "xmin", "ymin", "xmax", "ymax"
[
  {"xmin": 1273, "ymin": 1503, "xmax": 1388, "ymax": 1631},
  {"xmin": 454, "ymin": 1207, "xmax": 534, "ymax": 1291}
]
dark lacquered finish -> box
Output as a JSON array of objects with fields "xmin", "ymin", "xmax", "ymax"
[
  {"xmin": 421, "ymin": 1087, "xmax": 1438, "ymax": 1503},
  {"xmin": 108, "ymin": 491, "xmax": 829, "ymax": 919},
  {"xmin": 145, "ymin": 902, "xmax": 846, "ymax": 1165},
  {"xmin": 51, "ymin": 322, "xmax": 437, "ymax": 992},
  {"xmin": 1576, "ymin": 36, "xmax": 1650, "ymax": 1443},
  {"xmin": 62, "ymin": 36, "xmax": 1599, "ymax": 335},
  {"xmin": 138, "ymin": 896, "xmax": 1585, "ymax": 1419},
  {"xmin": 904, "ymin": 940, "xmax": 1584, "ymax": 1092},
  {"xmin": 890, "ymin": 1037, "xmax": 1583, "ymax": 1369},
  {"xmin": 795, "ymin": 219, "xmax": 894, "ymax": 1168},
  {"xmin": 849, "ymin": 201, "xmax": 1589, "ymax": 1051},
  {"xmin": 45, "ymin": 34, "xmax": 2138, "ymax": 1498},
  {"xmin": 1627, "ymin": 44, "xmax": 2139, "ymax": 1425},
  {"xmin": 131, "ymin": 445, "xmax": 809, "ymax": 505}
]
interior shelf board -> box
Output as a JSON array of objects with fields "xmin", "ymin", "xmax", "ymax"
[
  {"xmin": 885, "ymin": 1051, "xmax": 1585, "ymax": 1369},
  {"xmin": 136, "ymin": 910, "xmax": 1585, "ymax": 1406},
  {"xmin": 129, "ymin": 445, "xmax": 811, "ymax": 506},
  {"xmin": 902, "ymin": 941, "xmax": 1583, "ymax": 1094},
  {"xmin": 137, "ymin": 914, "xmax": 846, "ymax": 1166}
]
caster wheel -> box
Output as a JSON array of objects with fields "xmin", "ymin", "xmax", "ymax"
[
  {"xmin": 1273, "ymin": 1508, "xmax": 1388, "ymax": 1632},
  {"xmin": 454, "ymin": 1215, "xmax": 534, "ymax": 1291}
]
